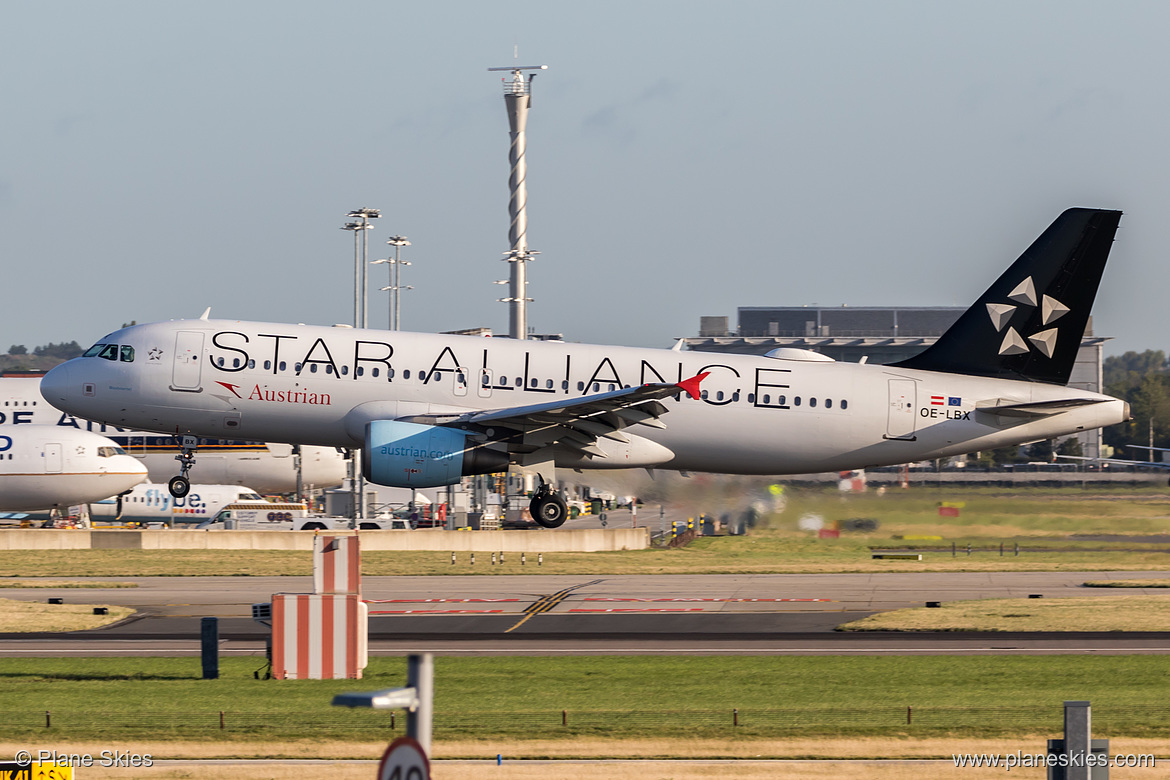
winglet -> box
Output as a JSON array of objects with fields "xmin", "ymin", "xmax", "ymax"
[
  {"xmin": 199, "ymin": 307, "xmax": 212, "ymax": 321},
  {"xmin": 676, "ymin": 372, "xmax": 709, "ymax": 400}
]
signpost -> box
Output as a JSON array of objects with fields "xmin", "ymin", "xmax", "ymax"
[
  {"xmin": 333, "ymin": 653, "xmax": 434, "ymax": 778},
  {"xmin": 377, "ymin": 736, "xmax": 430, "ymax": 780}
]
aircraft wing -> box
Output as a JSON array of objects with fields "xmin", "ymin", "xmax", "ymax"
[
  {"xmin": 402, "ymin": 373, "xmax": 708, "ymax": 459},
  {"xmin": 975, "ymin": 398, "xmax": 1109, "ymax": 418}
]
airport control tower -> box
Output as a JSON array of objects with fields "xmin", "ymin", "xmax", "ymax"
[{"xmin": 488, "ymin": 63, "xmax": 547, "ymax": 339}]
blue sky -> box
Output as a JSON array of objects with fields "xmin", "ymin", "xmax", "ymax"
[{"xmin": 2, "ymin": 1, "xmax": 1166, "ymax": 355}]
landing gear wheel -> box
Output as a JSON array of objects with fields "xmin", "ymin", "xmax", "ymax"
[
  {"xmin": 170, "ymin": 435, "xmax": 198, "ymax": 500},
  {"xmin": 168, "ymin": 475, "xmax": 191, "ymax": 499},
  {"xmin": 530, "ymin": 492, "xmax": 568, "ymax": 529}
]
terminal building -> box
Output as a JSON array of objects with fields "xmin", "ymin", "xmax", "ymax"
[{"xmin": 684, "ymin": 306, "xmax": 1107, "ymax": 460}]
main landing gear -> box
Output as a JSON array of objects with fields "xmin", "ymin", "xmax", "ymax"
[
  {"xmin": 168, "ymin": 435, "xmax": 198, "ymax": 498},
  {"xmin": 529, "ymin": 482, "xmax": 568, "ymax": 529}
]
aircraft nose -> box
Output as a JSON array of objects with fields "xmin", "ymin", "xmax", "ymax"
[{"xmin": 40, "ymin": 362, "xmax": 81, "ymax": 412}]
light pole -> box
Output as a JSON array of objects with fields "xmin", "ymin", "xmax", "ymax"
[
  {"xmin": 343, "ymin": 208, "xmax": 380, "ymax": 329},
  {"xmin": 373, "ymin": 235, "xmax": 412, "ymax": 331},
  {"xmin": 341, "ymin": 222, "xmax": 362, "ymax": 327},
  {"xmin": 341, "ymin": 209, "xmax": 379, "ymax": 525}
]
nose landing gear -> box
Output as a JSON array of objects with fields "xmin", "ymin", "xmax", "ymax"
[{"xmin": 168, "ymin": 435, "xmax": 198, "ymax": 498}]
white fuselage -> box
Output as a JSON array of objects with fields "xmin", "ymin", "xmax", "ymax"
[
  {"xmin": 0, "ymin": 425, "xmax": 148, "ymax": 511},
  {"xmin": 39, "ymin": 319, "xmax": 1128, "ymax": 477},
  {"xmin": 0, "ymin": 377, "xmax": 344, "ymax": 492},
  {"xmin": 86, "ymin": 483, "xmax": 271, "ymax": 525}
]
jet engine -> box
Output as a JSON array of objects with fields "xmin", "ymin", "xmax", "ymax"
[{"xmin": 362, "ymin": 420, "xmax": 508, "ymax": 488}]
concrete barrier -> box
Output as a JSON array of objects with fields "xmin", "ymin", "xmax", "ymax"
[
  {"xmin": 0, "ymin": 527, "xmax": 649, "ymax": 552},
  {"xmin": 0, "ymin": 530, "xmax": 94, "ymax": 550}
]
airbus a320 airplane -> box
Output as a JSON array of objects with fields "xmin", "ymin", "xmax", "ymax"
[{"xmin": 41, "ymin": 209, "xmax": 1129, "ymax": 527}]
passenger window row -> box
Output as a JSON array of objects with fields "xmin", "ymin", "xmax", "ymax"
[
  {"xmin": 743, "ymin": 393, "xmax": 848, "ymax": 410},
  {"xmin": 202, "ymin": 358, "xmax": 850, "ymax": 411}
]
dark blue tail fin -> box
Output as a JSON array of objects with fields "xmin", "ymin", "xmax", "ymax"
[{"xmin": 892, "ymin": 208, "xmax": 1121, "ymax": 385}]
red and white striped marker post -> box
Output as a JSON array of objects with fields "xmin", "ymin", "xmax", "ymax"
[
  {"xmin": 271, "ymin": 592, "xmax": 368, "ymax": 679},
  {"xmin": 271, "ymin": 533, "xmax": 368, "ymax": 679},
  {"xmin": 313, "ymin": 534, "xmax": 362, "ymax": 596}
]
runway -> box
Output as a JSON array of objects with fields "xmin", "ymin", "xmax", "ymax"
[{"xmin": 2, "ymin": 571, "xmax": 1169, "ymax": 656}]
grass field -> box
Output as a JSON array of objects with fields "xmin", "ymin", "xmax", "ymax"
[
  {"xmin": 839, "ymin": 594, "xmax": 1170, "ymax": 631},
  {"xmin": 23, "ymin": 756, "xmax": 1170, "ymax": 780},
  {"xmin": 40, "ymin": 754, "xmax": 1170, "ymax": 780},
  {"xmin": 1085, "ymin": 579, "xmax": 1170, "ymax": 587},
  {"xmin": 0, "ymin": 580, "xmax": 137, "ymax": 588},
  {"xmin": 0, "ymin": 598, "xmax": 133, "ymax": 632},
  {"xmin": 4, "ymin": 655, "xmax": 1170, "ymax": 746}
]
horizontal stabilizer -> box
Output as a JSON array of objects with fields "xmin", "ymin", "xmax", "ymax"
[{"xmin": 975, "ymin": 397, "xmax": 1108, "ymax": 418}]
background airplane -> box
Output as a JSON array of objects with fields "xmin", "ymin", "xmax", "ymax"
[
  {"xmin": 0, "ymin": 376, "xmax": 345, "ymax": 493},
  {"xmin": 40, "ymin": 209, "xmax": 1131, "ymax": 528},
  {"xmin": 0, "ymin": 425, "xmax": 147, "ymax": 512},
  {"xmin": 86, "ymin": 483, "xmax": 272, "ymax": 526}
]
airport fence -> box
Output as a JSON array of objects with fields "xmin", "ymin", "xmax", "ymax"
[{"xmin": 9, "ymin": 705, "xmax": 1170, "ymax": 739}]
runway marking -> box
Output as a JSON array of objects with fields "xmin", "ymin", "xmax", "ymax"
[
  {"xmin": 569, "ymin": 608, "xmax": 706, "ymax": 613},
  {"xmin": 505, "ymin": 579, "xmax": 605, "ymax": 633},
  {"xmin": 368, "ymin": 609, "xmax": 505, "ymax": 615},
  {"xmin": 585, "ymin": 603, "xmax": 833, "ymax": 608},
  {"xmin": 362, "ymin": 603, "xmax": 519, "ymax": 608}
]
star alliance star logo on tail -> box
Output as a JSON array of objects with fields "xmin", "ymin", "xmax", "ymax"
[{"xmin": 986, "ymin": 275, "xmax": 1070, "ymax": 358}]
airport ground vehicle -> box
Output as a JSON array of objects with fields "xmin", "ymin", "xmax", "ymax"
[{"xmin": 196, "ymin": 503, "xmax": 409, "ymax": 531}]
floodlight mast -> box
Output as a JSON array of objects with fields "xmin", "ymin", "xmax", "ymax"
[
  {"xmin": 341, "ymin": 208, "xmax": 379, "ymax": 525},
  {"xmin": 488, "ymin": 64, "xmax": 547, "ymax": 339},
  {"xmin": 345, "ymin": 208, "xmax": 380, "ymax": 329}
]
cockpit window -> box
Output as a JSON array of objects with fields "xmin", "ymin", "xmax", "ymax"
[
  {"xmin": 83, "ymin": 343, "xmax": 135, "ymax": 362},
  {"xmin": 97, "ymin": 446, "xmax": 127, "ymax": 457},
  {"xmin": 240, "ymin": 492, "xmax": 264, "ymax": 501}
]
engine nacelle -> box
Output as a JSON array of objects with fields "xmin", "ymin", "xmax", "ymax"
[{"xmin": 363, "ymin": 420, "xmax": 508, "ymax": 488}]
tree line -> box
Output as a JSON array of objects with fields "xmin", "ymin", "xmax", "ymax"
[
  {"xmin": 6, "ymin": 341, "xmax": 84, "ymax": 360},
  {"xmin": 1103, "ymin": 350, "xmax": 1170, "ymax": 458}
]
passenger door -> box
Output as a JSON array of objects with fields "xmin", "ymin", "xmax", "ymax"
[
  {"xmin": 885, "ymin": 378, "xmax": 917, "ymax": 441},
  {"xmin": 171, "ymin": 331, "xmax": 205, "ymax": 392},
  {"xmin": 44, "ymin": 442, "xmax": 62, "ymax": 473}
]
